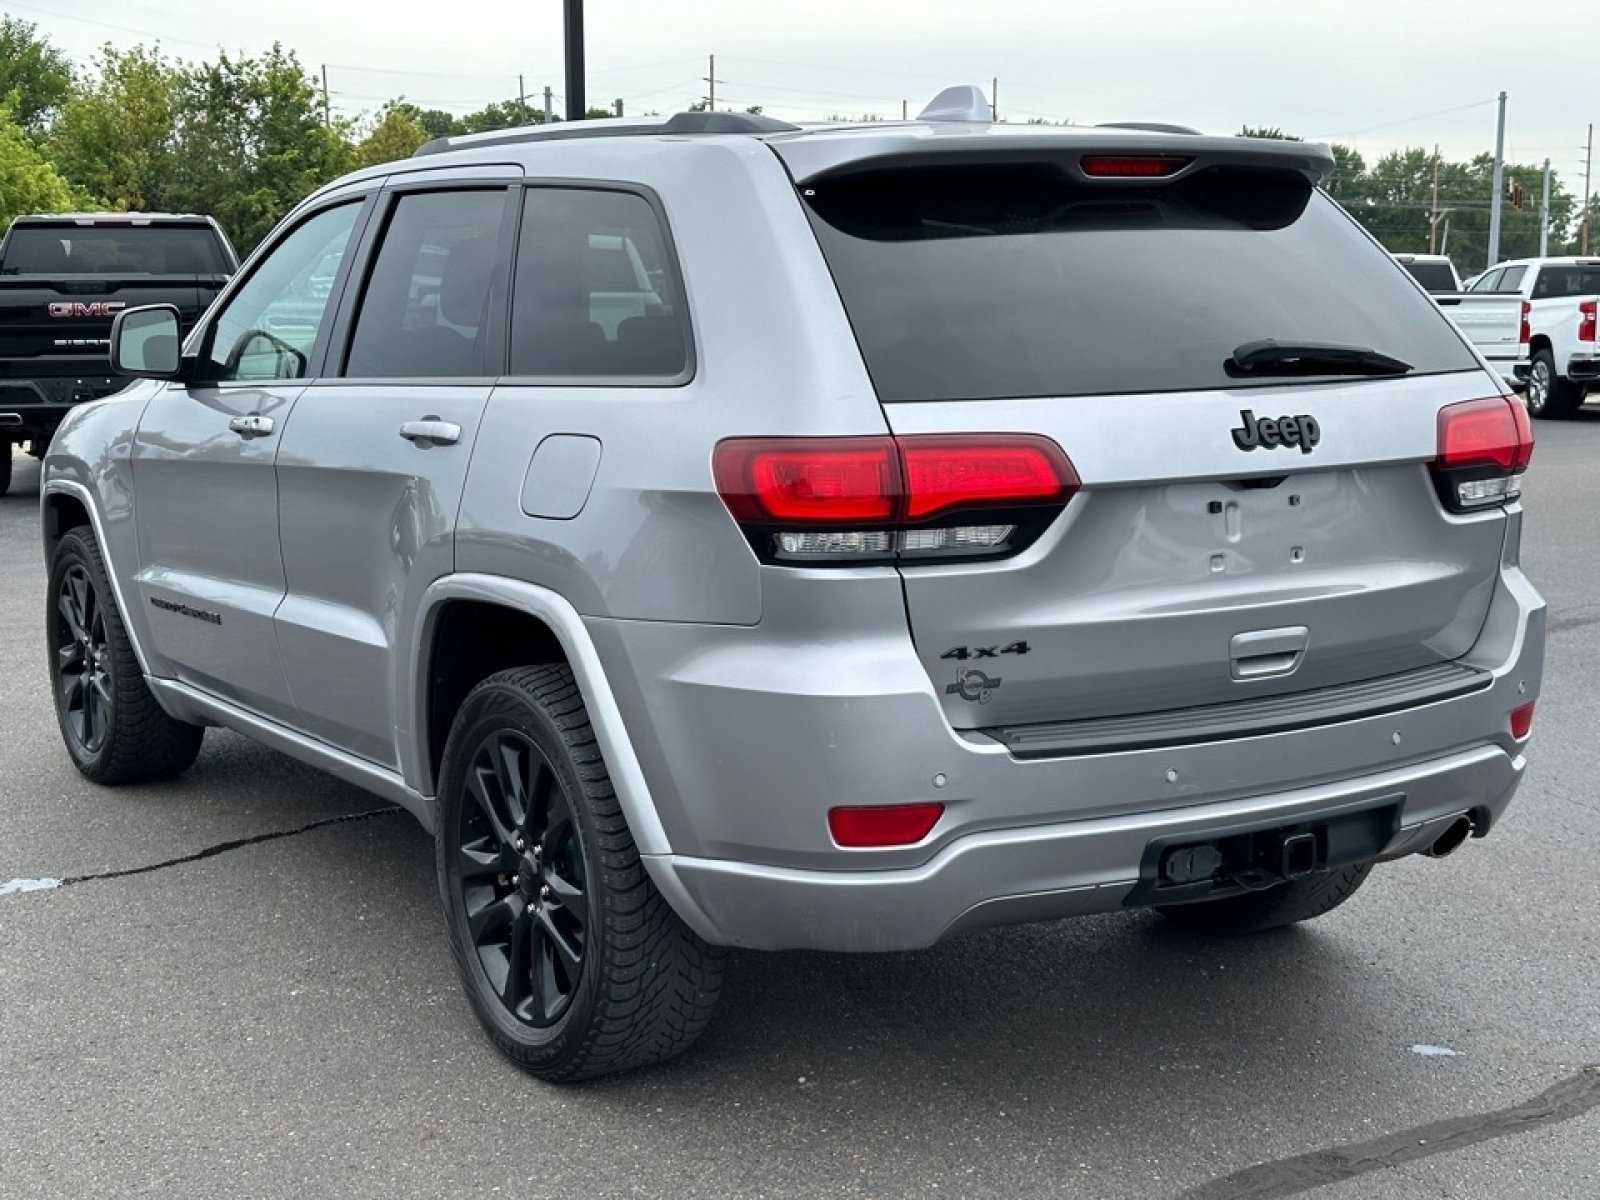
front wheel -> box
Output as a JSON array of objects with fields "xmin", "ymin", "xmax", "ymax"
[
  {"xmin": 435, "ymin": 665, "xmax": 725, "ymax": 1081},
  {"xmin": 1154, "ymin": 862, "xmax": 1373, "ymax": 934},
  {"xmin": 46, "ymin": 528, "xmax": 205, "ymax": 783},
  {"xmin": 0, "ymin": 442, "xmax": 12, "ymax": 496}
]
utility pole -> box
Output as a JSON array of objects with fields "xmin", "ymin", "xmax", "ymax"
[
  {"xmin": 705, "ymin": 54, "xmax": 716, "ymax": 111},
  {"xmin": 1486, "ymin": 91, "xmax": 1507, "ymax": 271},
  {"xmin": 1429, "ymin": 144, "xmax": 1441, "ymax": 254},
  {"xmin": 544, "ymin": 85, "xmax": 553, "ymax": 125},
  {"xmin": 902, "ymin": 99, "xmax": 907, "ymax": 121},
  {"xmin": 320, "ymin": 64, "xmax": 331, "ymax": 127},
  {"xmin": 991, "ymin": 77, "xmax": 998, "ymax": 122},
  {"xmin": 1584, "ymin": 124, "xmax": 1594, "ymax": 255},
  {"xmin": 1541, "ymin": 158, "xmax": 1552, "ymax": 257},
  {"xmin": 614, "ymin": 98, "xmax": 624, "ymax": 118},
  {"xmin": 563, "ymin": 0, "xmax": 585, "ymax": 120},
  {"xmin": 519, "ymin": 75, "xmax": 528, "ymax": 125}
]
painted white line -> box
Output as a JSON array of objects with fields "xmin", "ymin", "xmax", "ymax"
[
  {"xmin": 0, "ymin": 878, "xmax": 62, "ymax": 896},
  {"xmin": 1410, "ymin": 1043, "xmax": 1460, "ymax": 1057}
]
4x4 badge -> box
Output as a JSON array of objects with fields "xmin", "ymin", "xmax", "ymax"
[
  {"xmin": 1231, "ymin": 409, "xmax": 1321, "ymax": 454},
  {"xmin": 946, "ymin": 668, "xmax": 1003, "ymax": 704}
]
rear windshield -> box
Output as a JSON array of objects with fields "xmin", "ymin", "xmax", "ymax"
[
  {"xmin": 802, "ymin": 163, "xmax": 1479, "ymax": 401},
  {"xmin": 1532, "ymin": 265, "xmax": 1600, "ymax": 299},
  {"xmin": 1398, "ymin": 260, "xmax": 1459, "ymax": 293},
  {"xmin": 0, "ymin": 224, "xmax": 230, "ymax": 275}
]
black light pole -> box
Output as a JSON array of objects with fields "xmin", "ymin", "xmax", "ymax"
[{"xmin": 564, "ymin": 0, "xmax": 585, "ymax": 121}]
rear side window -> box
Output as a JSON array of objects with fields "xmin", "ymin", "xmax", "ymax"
[
  {"xmin": 803, "ymin": 163, "xmax": 1480, "ymax": 401},
  {"xmin": 0, "ymin": 224, "xmax": 230, "ymax": 275},
  {"xmin": 508, "ymin": 187, "xmax": 689, "ymax": 379},
  {"xmin": 1399, "ymin": 260, "xmax": 1459, "ymax": 293},
  {"xmin": 343, "ymin": 189, "xmax": 508, "ymax": 379}
]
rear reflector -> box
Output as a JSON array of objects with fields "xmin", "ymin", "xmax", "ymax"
[
  {"xmin": 1510, "ymin": 701, "xmax": 1535, "ymax": 740},
  {"xmin": 1080, "ymin": 155, "xmax": 1191, "ymax": 178},
  {"xmin": 828, "ymin": 803, "xmax": 944, "ymax": 847}
]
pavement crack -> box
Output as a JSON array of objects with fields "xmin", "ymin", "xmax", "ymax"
[
  {"xmin": 1175, "ymin": 1065, "xmax": 1600, "ymax": 1200},
  {"xmin": 40, "ymin": 806, "xmax": 406, "ymax": 890}
]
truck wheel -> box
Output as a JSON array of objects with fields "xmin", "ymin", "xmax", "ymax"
[
  {"xmin": 1153, "ymin": 862, "xmax": 1372, "ymax": 934},
  {"xmin": 47, "ymin": 528, "xmax": 205, "ymax": 783},
  {"xmin": 435, "ymin": 665, "xmax": 725, "ymax": 1081},
  {"xmin": 0, "ymin": 443, "xmax": 11, "ymax": 496},
  {"xmin": 1526, "ymin": 349, "xmax": 1582, "ymax": 419}
]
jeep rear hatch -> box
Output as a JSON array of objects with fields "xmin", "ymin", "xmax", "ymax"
[{"xmin": 788, "ymin": 148, "xmax": 1516, "ymax": 732}]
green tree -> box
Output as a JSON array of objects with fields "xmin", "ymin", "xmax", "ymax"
[
  {"xmin": 458, "ymin": 99, "xmax": 542, "ymax": 133},
  {"xmin": 0, "ymin": 107, "xmax": 94, "ymax": 226},
  {"xmin": 356, "ymin": 100, "xmax": 431, "ymax": 166},
  {"xmin": 414, "ymin": 107, "xmax": 460, "ymax": 138},
  {"xmin": 1238, "ymin": 125, "xmax": 1301, "ymax": 141},
  {"xmin": 0, "ymin": 16, "xmax": 73, "ymax": 132},
  {"xmin": 49, "ymin": 44, "xmax": 182, "ymax": 211},
  {"xmin": 171, "ymin": 45, "xmax": 354, "ymax": 252}
]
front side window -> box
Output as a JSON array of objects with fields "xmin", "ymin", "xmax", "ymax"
[
  {"xmin": 343, "ymin": 189, "xmax": 508, "ymax": 379},
  {"xmin": 1469, "ymin": 269, "xmax": 1504, "ymax": 293},
  {"xmin": 1497, "ymin": 265, "xmax": 1527, "ymax": 292},
  {"xmin": 508, "ymin": 187, "xmax": 689, "ymax": 378},
  {"xmin": 199, "ymin": 203, "xmax": 363, "ymax": 383}
]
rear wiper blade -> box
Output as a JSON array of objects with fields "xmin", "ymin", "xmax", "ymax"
[{"xmin": 1226, "ymin": 339, "xmax": 1412, "ymax": 378}]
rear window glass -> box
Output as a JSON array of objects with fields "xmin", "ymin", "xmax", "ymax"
[
  {"xmin": 1532, "ymin": 266, "xmax": 1600, "ymax": 299},
  {"xmin": 1398, "ymin": 260, "xmax": 1459, "ymax": 293},
  {"xmin": 802, "ymin": 163, "xmax": 1479, "ymax": 401},
  {"xmin": 1, "ymin": 224, "xmax": 230, "ymax": 275}
]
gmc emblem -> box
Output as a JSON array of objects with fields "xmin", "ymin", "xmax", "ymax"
[{"xmin": 47, "ymin": 301, "xmax": 127, "ymax": 318}]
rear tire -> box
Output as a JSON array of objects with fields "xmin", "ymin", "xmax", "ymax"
[
  {"xmin": 1154, "ymin": 862, "xmax": 1373, "ymax": 934},
  {"xmin": 46, "ymin": 528, "xmax": 205, "ymax": 783},
  {"xmin": 436, "ymin": 665, "xmax": 725, "ymax": 1081},
  {"xmin": 1526, "ymin": 349, "xmax": 1583, "ymax": 419},
  {"xmin": 0, "ymin": 442, "xmax": 12, "ymax": 496}
]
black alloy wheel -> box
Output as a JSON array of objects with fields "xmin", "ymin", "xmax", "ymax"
[
  {"xmin": 435, "ymin": 666, "xmax": 725, "ymax": 1081},
  {"xmin": 55, "ymin": 561, "xmax": 112, "ymax": 758},
  {"xmin": 454, "ymin": 728, "xmax": 589, "ymax": 1028}
]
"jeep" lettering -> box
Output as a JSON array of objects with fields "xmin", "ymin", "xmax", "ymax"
[
  {"xmin": 46, "ymin": 301, "xmax": 127, "ymax": 318},
  {"xmin": 1231, "ymin": 409, "xmax": 1321, "ymax": 455}
]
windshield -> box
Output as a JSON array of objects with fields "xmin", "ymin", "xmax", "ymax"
[{"xmin": 802, "ymin": 162, "xmax": 1479, "ymax": 401}]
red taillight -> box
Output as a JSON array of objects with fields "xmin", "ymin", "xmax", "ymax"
[
  {"xmin": 713, "ymin": 434, "xmax": 1079, "ymax": 563},
  {"xmin": 1432, "ymin": 396, "xmax": 1533, "ymax": 512},
  {"xmin": 828, "ymin": 803, "xmax": 944, "ymax": 848},
  {"xmin": 1510, "ymin": 701, "xmax": 1536, "ymax": 741},
  {"xmin": 1580, "ymin": 300, "xmax": 1597, "ymax": 344},
  {"xmin": 713, "ymin": 437, "xmax": 898, "ymax": 525},
  {"xmin": 1521, "ymin": 300, "xmax": 1532, "ymax": 346},
  {"xmin": 1079, "ymin": 155, "xmax": 1191, "ymax": 178}
]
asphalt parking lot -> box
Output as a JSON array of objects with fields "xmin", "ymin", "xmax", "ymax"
[{"xmin": 1, "ymin": 427, "xmax": 1597, "ymax": 1200}]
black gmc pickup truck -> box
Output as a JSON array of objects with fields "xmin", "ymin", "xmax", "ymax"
[{"xmin": 0, "ymin": 213, "xmax": 238, "ymax": 495}]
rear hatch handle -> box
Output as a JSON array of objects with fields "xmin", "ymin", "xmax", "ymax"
[{"xmin": 1230, "ymin": 626, "xmax": 1308, "ymax": 681}]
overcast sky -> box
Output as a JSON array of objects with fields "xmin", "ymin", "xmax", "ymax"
[{"xmin": 20, "ymin": 0, "xmax": 1596, "ymax": 186}]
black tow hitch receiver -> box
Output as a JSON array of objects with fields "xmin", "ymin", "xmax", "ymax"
[{"xmin": 1124, "ymin": 797, "xmax": 1401, "ymax": 908}]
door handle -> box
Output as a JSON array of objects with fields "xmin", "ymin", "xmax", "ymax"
[
  {"xmin": 228, "ymin": 414, "xmax": 274, "ymax": 438},
  {"xmin": 399, "ymin": 417, "xmax": 462, "ymax": 446}
]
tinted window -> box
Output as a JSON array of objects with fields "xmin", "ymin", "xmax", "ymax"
[
  {"xmin": 200, "ymin": 203, "xmax": 362, "ymax": 383},
  {"xmin": 803, "ymin": 163, "xmax": 1479, "ymax": 401},
  {"xmin": 1532, "ymin": 265, "xmax": 1600, "ymax": 299},
  {"xmin": 0, "ymin": 224, "xmax": 231, "ymax": 275},
  {"xmin": 343, "ymin": 189, "xmax": 508, "ymax": 379},
  {"xmin": 1399, "ymin": 260, "xmax": 1459, "ymax": 293},
  {"xmin": 509, "ymin": 188, "xmax": 688, "ymax": 378},
  {"xmin": 1469, "ymin": 269, "xmax": 1504, "ymax": 293}
]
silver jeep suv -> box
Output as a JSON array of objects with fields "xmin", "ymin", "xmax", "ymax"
[{"xmin": 43, "ymin": 88, "xmax": 1545, "ymax": 1081}]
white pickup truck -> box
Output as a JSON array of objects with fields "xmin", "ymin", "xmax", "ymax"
[
  {"xmin": 1393, "ymin": 253, "xmax": 1530, "ymax": 394},
  {"xmin": 1468, "ymin": 256, "xmax": 1600, "ymax": 418}
]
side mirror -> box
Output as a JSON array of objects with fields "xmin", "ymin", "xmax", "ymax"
[{"xmin": 109, "ymin": 305, "xmax": 183, "ymax": 378}]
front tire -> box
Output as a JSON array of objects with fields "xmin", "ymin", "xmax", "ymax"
[
  {"xmin": 1154, "ymin": 862, "xmax": 1372, "ymax": 934},
  {"xmin": 436, "ymin": 665, "xmax": 725, "ymax": 1081},
  {"xmin": 46, "ymin": 528, "xmax": 205, "ymax": 783}
]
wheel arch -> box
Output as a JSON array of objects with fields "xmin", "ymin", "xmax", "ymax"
[
  {"xmin": 1527, "ymin": 333, "xmax": 1554, "ymax": 361},
  {"xmin": 408, "ymin": 574, "xmax": 670, "ymax": 855},
  {"xmin": 41, "ymin": 479, "xmax": 157, "ymax": 679}
]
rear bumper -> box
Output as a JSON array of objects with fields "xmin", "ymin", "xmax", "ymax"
[
  {"xmin": 647, "ymin": 744, "xmax": 1520, "ymax": 951},
  {"xmin": 1566, "ymin": 355, "xmax": 1600, "ymax": 383},
  {"xmin": 595, "ymin": 561, "xmax": 1544, "ymax": 953},
  {"xmin": 0, "ymin": 375, "xmax": 124, "ymax": 436}
]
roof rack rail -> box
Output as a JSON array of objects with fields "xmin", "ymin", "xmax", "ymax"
[
  {"xmin": 1096, "ymin": 121, "xmax": 1203, "ymax": 136},
  {"xmin": 413, "ymin": 109, "xmax": 800, "ymax": 157}
]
